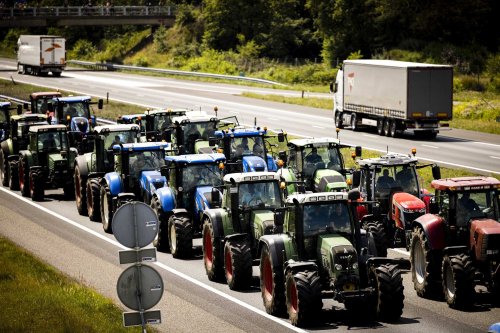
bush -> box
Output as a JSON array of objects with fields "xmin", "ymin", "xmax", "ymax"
[
  {"xmin": 68, "ymin": 40, "xmax": 97, "ymax": 60},
  {"xmin": 459, "ymin": 77, "xmax": 485, "ymax": 92}
]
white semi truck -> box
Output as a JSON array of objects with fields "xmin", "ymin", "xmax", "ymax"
[
  {"xmin": 330, "ymin": 59, "xmax": 453, "ymax": 139},
  {"xmin": 17, "ymin": 35, "xmax": 66, "ymax": 77}
]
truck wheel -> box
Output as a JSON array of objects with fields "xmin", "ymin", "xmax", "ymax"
[
  {"xmin": 87, "ymin": 179, "xmax": 101, "ymax": 222},
  {"xmin": 151, "ymin": 195, "xmax": 170, "ymax": 252},
  {"xmin": 30, "ymin": 170, "xmax": 44, "ymax": 201},
  {"xmin": 377, "ymin": 119, "xmax": 385, "ymax": 136},
  {"xmin": 383, "ymin": 119, "xmax": 391, "ymax": 137},
  {"xmin": 388, "ymin": 120, "xmax": 399, "ymax": 138},
  {"xmin": 100, "ymin": 184, "xmax": 114, "ymax": 233},
  {"xmin": 224, "ymin": 239, "xmax": 252, "ymax": 290},
  {"xmin": 410, "ymin": 226, "xmax": 442, "ymax": 298},
  {"xmin": 335, "ymin": 111, "xmax": 344, "ymax": 129},
  {"xmin": 19, "ymin": 157, "xmax": 30, "ymax": 197},
  {"xmin": 350, "ymin": 113, "xmax": 358, "ymax": 131},
  {"xmin": 369, "ymin": 264, "xmax": 404, "ymax": 321},
  {"xmin": 286, "ymin": 270, "xmax": 322, "ymax": 327},
  {"xmin": 1, "ymin": 150, "xmax": 8, "ymax": 187},
  {"xmin": 53, "ymin": 72, "xmax": 61, "ymax": 77},
  {"xmin": 203, "ymin": 218, "xmax": 224, "ymax": 281},
  {"xmin": 442, "ymin": 254, "xmax": 475, "ymax": 309},
  {"xmin": 168, "ymin": 214, "xmax": 193, "ymax": 259},
  {"xmin": 260, "ymin": 245, "xmax": 286, "ymax": 316},
  {"xmin": 74, "ymin": 166, "xmax": 88, "ymax": 215},
  {"xmin": 364, "ymin": 220, "xmax": 388, "ymax": 257},
  {"xmin": 9, "ymin": 160, "xmax": 19, "ymax": 191}
]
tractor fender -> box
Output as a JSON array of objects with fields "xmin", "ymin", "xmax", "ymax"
[
  {"xmin": 284, "ymin": 260, "xmax": 318, "ymax": 275},
  {"xmin": 242, "ymin": 155, "xmax": 268, "ymax": 172},
  {"xmin": 442, "ymin": 245, "xmax": 468, "ymax": 256},
  {"xmin": 225, "ymin": 233, "xmax": 247, "ymax": 243},
  {"xmin": 202, "ymin": 209, "xmax": 226, "ymax": 240},
  {"xmin": 154, "ymin": 187, "xmax": 176, "ymax": 214},
  {"xmin": 103, "ymin": 172, "xmax": 123, "ymax": 196},
  {"xmin": 7, "ymin": 154, "xmax": 19, "ymax": 162},
  {"xmin": 412, "ymin": 213, "xmax": 446, "ymax": 250},
  {"xmin": 1, "ymin": 140, "xmax": 11, "ymax": 157},
  {"xmin": 266, "ymin": 154, "xmax": 278, "ymax": 171},
  {"xmin": 74, "ymin": 155, "xmax": 89, "ymax": 178},
  {"xmin": 30, "ymin": 165, "xmax": 43, "ymax": 172},
  {"xmin": 258, "ymin": 235, "xmax": 286, "ymax": 271},
  {"xmin": 366, "ymin": 257, "xmax": 411, "ymax": 270},
  {"xmin": 19, "ymin": 150, "xmax": 33, "ymax": 166},
  {"xmin": 172, "ymin": 208, "xmax": 189, "ymax": 216}
]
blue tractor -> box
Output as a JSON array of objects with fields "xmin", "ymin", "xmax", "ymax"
[
  {"xmin": 210, "ymin": 126, "xmax": 285, "ymax": 173},
  {"xmin": 151, "ymin": 153, "xmax": 226, "ymax": 258},
  {"xmin": 99, "ymin": 142, "xmax": 170, "ymax": 233}
]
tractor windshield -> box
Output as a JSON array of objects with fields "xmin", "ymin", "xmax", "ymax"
[
  {"xmin": 302, "ymin": 145, "xmax": 342, "ymax": 177},
  {"xmin": 303, "ymin": 202, "xmax": 352, "ymax": 237},
  {"xmin": 182, "ymin": 164, "xmax": 223, "ymax": 193},
  {"xmin": 104, "ymin": 131, "xmax": 138, "ymax": 149},
  {"xmin": 375, "ymin": 165, "xmax": 419, "ymax": 197},
  {"xmin": 183, "ymin": 121, "xmax": 218, "ymax": 153},
  {"xmin": 18, "ymin": 121, "xmax": 47, "ymax": 138},
  {"xmin": 154, "ymin": 114, "xmax": 174, "ymax": 131},
  {"xmin": 239, "ymin": 181, "xmax": 282, "ymax": 209},
  {"xmin": 455, "ymin": 190, "xmax": 499, "ymax": 226},
  {"xmin": 37, "ymin": 131, "xmax": 68, "ymax": 152},
  {"xmin": 63, "ymin": 102, "xmax": 90, "ymax": 119},
  {"xmin": 231, "ymin": 136, "xmax": 265, "ymax": 160},
  {"xmin": 0, "ymin": 109, "xmax": 7, "ymax": 122},
  {"xmin": 129, "ymin": 150, "xmax": 165, "ymax": 178}
]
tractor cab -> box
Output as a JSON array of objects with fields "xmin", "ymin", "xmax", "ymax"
[
  {"xmin": 8, "ymin": 114, "xmax": 50, "ymax": 151},
  {"xmin": 49, "ymin": 95, "xmax": 103, "ymax": 134},
  {"xmin": 279, "ymin": 137, "xmax": 351, "ymax": 193},
  {"xmin": 170, "ymin": 111, "xmax": 219, "ymax": 154},
  {"xmin": 0, "ymin": 102, "xmax": 12, "ymax": 141},
  {"xmin": 144, "ymin": 108, "xmax": 188, "ymax": 141},
  {"xmin": 117, "ymin": 113, "xmax": 147, "ymax": 135},
  {"xmin": 211, "ymin": 126, "xmax": 285, "ymax": 173},
  {"xmin": 29, "ymin": 91, "xmax": 62, "ymax": 114}
]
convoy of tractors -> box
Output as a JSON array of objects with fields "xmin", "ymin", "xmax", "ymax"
[{"xmin": 1, "ymin": 91, "xmax": 499, "ymax": 327}]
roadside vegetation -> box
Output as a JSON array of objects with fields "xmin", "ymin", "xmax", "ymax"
[{"xmin": 0, "ymin": 236, "xmax": 155, "ymax": 333}]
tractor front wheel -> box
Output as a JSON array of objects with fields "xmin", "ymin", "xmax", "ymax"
[
  {"xmin": 30, "ymin": 170, "xmax": 44, "ymax": 201},
  {"xmin": 100, "ymin": 184, "xmax": 114, "ymax": 233},
  {"xmin": 369, "ymin": 264, "xmax": 404, "ymax": 322},
  {"xmin": 151, "ymin": 195, "xmax": 169, "ymax": 252},
  {"xmin": 87, "ymin": 178, "xmax": 101, "ymax": 222},
  {"xmin": 19, "ymin": 157, "xmax": 30, "ymax": 197},
  {"xmin": 74, "ymin": 166, "xmax": 87, "ymax": 215},
  {"xmin": 260, "ymin": 245, "xmax": 286, "ymax": 316},
  {"xmin": 285, "ymin": 270, "xmax": 322, "ymax": 327},
  {"xmin": 168, "ymin": 214, "xmax": 193, "ymax": 258},
  {"xmin": 202, "ymin": 218, "xmax": 223, "ymax": 281},
  {"xmin": 224, "ymin": 239, "xmax": 252, "ymax": 290},
  {"xmin": 442, "ymin": 254, "xmax": 475, "ymax": 309},
  {"xmin": 364, "ymin": 220, "xmax": 388, "ymax": 257},
  {"xmin": 8, "ymin": 160, "xmax": 19, "ymax": 191}
]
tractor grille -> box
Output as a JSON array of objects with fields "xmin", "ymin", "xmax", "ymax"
[
  {"xmin": 481, "ymin": 234, "xmax": 500, "ymax": 260},
  {"xmin": 152, "ymin": 180, "xmax": 165, "ymax": 190},
  {"xmin": 402, "ymin": 211, "xmax": 425, "ymax": 227}
]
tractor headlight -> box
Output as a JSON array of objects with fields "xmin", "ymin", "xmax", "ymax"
[
  {"xmin": 351, "ymin": 263, "xmax": 358, "ymax": 270},
  {"xmin": 487, "ymin": 250, "xmax": 499, "ymax": 255},
  {"xmin": 334, "ymin": 264, "xmax": 343, "ymax": 271}
]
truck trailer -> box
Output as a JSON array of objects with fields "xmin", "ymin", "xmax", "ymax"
[
  {"xmin": 331, "ymin": 60, "xmax": 453, "ymax": 139},
  {"xmin": 17, "ymin": 35, "xmax": 66, "ymax": 77}
]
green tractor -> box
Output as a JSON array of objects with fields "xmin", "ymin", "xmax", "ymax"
[
  {"xmin": 278, "ymin": 137, "xmax": 358, "ymax": 194},
  {"xmin": 201, "ymin": 171, "xmax": 285, "ymax": 290},
  {"xmin": 1, "ymin": 112, "xmax": 48, "ymax": 190},
  {"xmin": 258, "ymin": 191, "xmax": 407, "ymax": 327},
  {"xmin": 18, "ymin": 125, "xmax": 77, "ymax": 201}
]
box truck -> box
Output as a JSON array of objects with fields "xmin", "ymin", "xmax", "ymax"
[
  {"xmin": 17, "ymin": 35, "xmax": 66, "ymax": 77},
  {"xmin": 330, "ymin": 60, "xmax": 453, "ymax": 139}
]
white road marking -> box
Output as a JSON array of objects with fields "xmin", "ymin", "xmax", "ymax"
[
  {"xmin": 0, "ymin": 186, "xmax": 305, "ymax": 333},
  {"xmin": 473, "ymin": 141, "xmax": 500, "ymax": 148},
  {"xmin": 421, "ymin": 144, "xmax": 438, "ymax": 149},
  {"xmin": 312, "ymin": 125, "xmax": 324, "ymax": 129},
  {"xmin": 490, "ymin": 156, "xmax": 500, "ymax": 160}
]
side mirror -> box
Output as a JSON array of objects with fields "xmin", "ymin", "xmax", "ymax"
[
  {"xmin": 432, "ymin": 165, "xmax": 441, "ymax": 180},
  {"xmin": 355, "ymin": 146, "xmax": 362, "ymax": 157},
  {"xmin": 429, "ymin": 201, "xmax": 439, "ymax": 214},
  {"xmin": 160, "ymin": 165, "xmax": 169, "ymax": 179},
  {"xmin": 278, "ymin": 150, "xmax": 287, "ymax": 163},
  {"xmin": 329, "ymin": 81, "xmax": 334, "ymax": 93},
  {"xmin": 98, "ymin": 99, "xmax": 104, "ymax": 110},
  {"xmin": 208, "ymin": 137, "xmax": 216, "ymax": 146},
  {"xmin": 351, "ymin": 170, "xmax": 361, "ymax": 187},
  {"xmin": 274, "ymin": 210, "xmax": 284, "ymax": 233},
  {"xmin": 17, "ymin": 105, "xmax": 22, "ymax": 115},
  {"xmin": 211, "ymin": 188, "xmax": 221, "ymax": 207},
  {"xmin": 47, "ymin": 103, "xmax": 54, "ymax": 112},
  {"xmin": 348, "ymin": 189, "xmax": 361, "ymax": 201},
  {"xmin": 278, "ymin": 132, "xmax": 285, "ymax": 143}
]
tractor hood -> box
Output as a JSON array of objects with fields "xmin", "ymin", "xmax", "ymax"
[
  {"xmin": 251, "ymin": 210, "xmax": 275, "ymax": 239},
  {"xmin": 70, "ymin": 117, "xmax": 90, "ymax": 134},
  {"xmin": 317, "ymin": 234, "xmax": 359, "ymax": 282},
  {"xmin": 313, "ymin": 169, "xmax": 347, "ymax": 192},
  {"xmin": 195, "ymin": 185, "xmax": 222, "ymax": 212},
  {"xmin": 470, "ymin": 218, "xmax": 500, "ymax": 261},
  {"xmin": 242, "ymin": 155, "xmax": 268, "ymax": 172},
  {"xmin": 392, "ymin": 192, "xmax": 426, "ymax": 211},
  {"xmin": 140, "ymin": 170, "xmax": 165, "ymax": 194}
]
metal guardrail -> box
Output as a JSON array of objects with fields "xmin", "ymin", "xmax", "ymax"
[
  {"xmin": 67, "ymin": 60, "xmax": 285, "ymax": 86},
  {"xmin": 0, "ymin": 6, "xmax": 174, "ymax": 17}
]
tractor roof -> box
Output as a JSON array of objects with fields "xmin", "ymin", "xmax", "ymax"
[
  {"xmin": 214, "ymin": 126, "xmax": 266, "ymax": 138},
  {"xmin": 0, "ymin": 102, "xmax": 11, "ymax": 108},
  {"xmin": 286, "ymin": 192, "xmax": 348, "ymax": 204},
  {"xmin": 94, "ymin": 124, "xmax": 140, "ymax": 133},
  {"xmin": 30, "ymin": 91, "xmax": 62, "ymax": 99},
  {"xmin": 173, "ymin": 111, "xmax": 218, "ymax": 124},
  {"xmin": 29, "ymin": 124, "xmax": 67, "ymax": 133},
  {"xmin": 288, "ymin": 137, "xmax": 340, "ymax": 148},
  {"xmin": 112, "ymin": 142, "xmax": 170, "ymax": 152},
  {"xmin": 118, "ymin": 114, "xmax": 146, "ymax": 121},
  {"xmin": 146, "ymin": 108, "xmax": 188, "ymax": 117},
  {"xmin": 223, "ymin": 172, "xmax": 280, "ymax": 184},
  {"xmin": 53, "ymin": 96, "xmax": 91, "ymax": 103},
  {"xmin": 431, "ymin": 176, "xmax": 500, "ymax": 191},
  {"xmin": 11, "ymin": 113, "xmax": 47, "ymax": 121},
  {"xmin": 165, "ymin": 153, "xmax": 226, "ymax": 165},
  {"xmin": 357, "ymin": 153, "xmax": 418, "ymax": 167}
]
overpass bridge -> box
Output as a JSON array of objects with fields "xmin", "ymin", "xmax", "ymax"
[{"xmin": 0, "ymin": 5, "xmax": 175, "ymax": 28}]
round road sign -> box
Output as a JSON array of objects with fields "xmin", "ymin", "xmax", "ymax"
[
  {"xmin": 116, "ymin": 264, "xmax": 164, "ymax": 311},
  {"xmin": 112, "ymin": 202, "xmax": 158, "ymax": 248}
]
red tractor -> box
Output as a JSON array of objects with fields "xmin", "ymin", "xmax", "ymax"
[{"xmin": 410, "ymin": 176, "xmax": 500, "ymax": 309}]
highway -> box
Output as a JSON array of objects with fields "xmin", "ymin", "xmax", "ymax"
[{"xmin": 0, "ymin": 60, "xmax": 499, "ymax": 332}]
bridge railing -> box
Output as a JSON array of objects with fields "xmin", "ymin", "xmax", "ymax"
[{"xmin": 0, "ymin": 6, "xmax": 174, "ymax": 18}]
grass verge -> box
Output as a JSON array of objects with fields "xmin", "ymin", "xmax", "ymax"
[{"xmin": 0, "ymin": 236, "xmax": 155, "ymax": 333}]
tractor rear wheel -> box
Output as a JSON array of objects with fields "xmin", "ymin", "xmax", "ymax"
[
  {"xmin": 1, "ymin": 150, "xmax": 8, "ymax": 187},
  {"xmin": 369, "ymin": 264, "xmax": 404, "ymax": 321},
  {"xmin": 19, "ymin": 157, "xmax": 30, "ymax": 197},
  {"xmin": 151, "ymin": 195, "xmax": 170, "ymax": 252},
  {"xmin": 285, "ymin": 270, "xmax": 322, "ymax": 327},
  {"xmin": 202, "ymin": 218, "xmax": 224, "ymax": 281},
  {"xmin": 100, "ymin": 184, "xmax": 114, "ymax": 234},
  {"xmin": 335, "ymin": 111, "xmax": 344, "ymax": 129},
  {"xmin": 74, "ymin": 166, "xmax": 88, "ymax": 215},
  {"xmin": 29, "ymin": 170, "xmax": 44, "ymax": 201},
  {"xmin": 260, "ymin": 245, "xmax": 286, "ymax": 316},
  {"xmin": 364, "ymin": 220, "xmax": 388, "ymax": 257},
  {"xmin": 410, "ymin": 226, "xmax": 442, "ymax": 298},
  {"xmin": 224, "ymin": 239, "xmax": 252, "ymax": 290},
  {"xmin": 442, "ymin": 254, "xmax": 475, "ymax": 309},
  {"xmin": 168, "ymin": 214, "xmax": 193, "ymax": 258},
  {"xmin": 87, "ymin": 178, "xmax": 101, "ymax": 222},
  {"xmin": 9, "ymin": 160, "xmax": 19, "ymax": 191}
]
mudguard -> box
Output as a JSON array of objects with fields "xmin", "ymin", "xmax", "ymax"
[
  {"xmin": 19, "ymin": 150, "xmax": 33, "ymax": 166},
  {"xmin": 74, "ymin": 155, "xmax": 89, "ymax": 178},
  {"xmin": 195, "ymin": 185, "xmax": 221, "ymax": 214},
  {"xmin": 225, "ymin": 233, "xmax": 247, "ymax": 243},
  {"xmin": 266, "ymin": 154, "xmax": 278, "ymax": 171},
  {"xmin": 140, "ymin": 170, "xmax": 165, "ymax": 196},
  {"xmin": 258, "ymin": 235, "xmax": 287, "ymax": 271},
  {"xmin": 155, "ymin": 187, "xmax": 176, "ymax": 214},
  {"xmin": 412, "ymin": 213, "xmax": 446, "ymax": 250},
  {"xmin": 103, "ymin": 172, "xmax": 123, "ymax": 196},
  {"xmin": 202, "ymin": 209, "xmax": 226, "ymax": 240},
  {"xmin": 242, "ymin": 155, "xmax": 268, "ymax": 172},
  {"xmin": 285, "ymin": 260, "xmax": 318, "ymax": 274},
  {"xmin": 1, "ymin": 140, "xmax": 12, "ymax": 157}
]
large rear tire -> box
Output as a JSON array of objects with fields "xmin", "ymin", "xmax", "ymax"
[
  {"xmin": 370, "ymin": 264, "xmax": 404, "ymax": 321},
  {"xmin": 100, "ymin": 184, "xmax": 114, "ymax": 233},
  {"xmin": 442, "ymin": 254, "xmax": 475, "ymax": 309},
  {"xmin": 224, "ymin": 239, "xmax": 253, "ymax": 290},
  {"xmin": 87, "ymin": 178, "xmax": 101, "ymax": 222},
  {"xmin": 9, "ymin": 160, "xmax": 19, "ymax": 191},
  {"xmin": 74, "ymin": 166, "xmax": 88, "ymax": 215},
  {"xmin": 410, "ymin": 227, "xmax": 442, "ymax": 298},
  {"xmin": 151, "ymin": 195, "xmax": 170, "ymax": 252},
  {"xmin": 202, "ymin": 218, "xmax": 223, "ymax": 281},
  {"xmin": 168, "ymin": 214, "xmax": 193, "ymax": 258},
  {"xmin": 364, "ymin": 220, "xmax": 388, "ymax": 257},
  {"xmin": 260, "ymin": 245, "xmax": 286, "ymax": 316},
  {"xmin": 19, "ymin": 156, "xmax": 30, "ymax": 197},
  {"xmin": 285, "ymin": 270, "xmax": 322, "ymax": 327}
]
